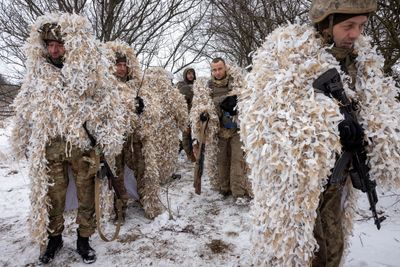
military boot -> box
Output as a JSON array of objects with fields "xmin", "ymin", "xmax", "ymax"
[
  {"xmin": 77, "ymin": 231, "xmax": 96, "ymax": 264},
  {"xmin": 113, "ymin": 209, "xmax": 126, "ymax": 225},
  {"xmin": 113, "ymin": 198, "xmax": 127, "ymax": 225},
  {"xmin": 39, "ymin": 235, "xmax": 63, "ymax": 264}
]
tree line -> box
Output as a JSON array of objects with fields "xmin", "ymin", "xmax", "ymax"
[{"xmin": 0, "ymin": 0, "xmax": 399, "ymax": 118}]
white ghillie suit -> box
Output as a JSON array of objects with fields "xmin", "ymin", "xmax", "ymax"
[
  {"xmin": 144, "ymin": 67, "xmax": 188, "ymax": 184},
  {"xmin": 134, "ymin": 78, "xmax": 164, "ymax": 218},
  {"xmin": 239, "ymin": 23, "xmax": 400, "ymax": 266},
  {"xmin": 11, "ymin": 13, "xmax": 128, "ymax": 245},
  {"xmin": 103, "ymin": 41, "xmax": 164, "ymax": 218},
  {"xmin": 190, "ymin": 65, "xmax": 250, "ymax": 193},
  {"xmin": 103, "ymin": 40, "xmax": 141, "ymax": 131}
]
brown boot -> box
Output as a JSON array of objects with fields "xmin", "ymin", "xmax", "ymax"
[
  {"xmin": 113, "ymin": 210, "xmax": 126, "ymax": 225},
  {"xmin": 113, "ymin": 198, "xmax": 127, "ymax": 225}
]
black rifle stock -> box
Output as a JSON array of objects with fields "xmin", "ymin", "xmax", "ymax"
[
  {"xmin": 313, "ymin": 68, "xmax": 385, "ymax": 230},
  {"xmin": 194, "ymin": 113, "xmax": 209, "ymax": 195}
]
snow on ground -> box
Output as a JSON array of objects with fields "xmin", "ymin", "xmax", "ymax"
[
  {"xmin": 1, "ymin": 119, "xmax": 399, "ymax": 267},
  {"xmin": 345, "ymin": 189, "xmax": 400, "ymax": 267}
]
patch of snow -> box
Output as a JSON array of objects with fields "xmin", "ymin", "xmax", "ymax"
[{"xmin": 0, "ymin": 120, "xmax": 399, "ymax": 266}]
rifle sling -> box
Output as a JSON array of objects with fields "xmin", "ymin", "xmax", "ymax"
[{"xmin": 95, "ymin": 173, "xmax": 122, "ymax": 242}]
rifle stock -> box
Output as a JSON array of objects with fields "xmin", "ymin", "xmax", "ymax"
[
  {"xmin": 101, "ymin": 156, "xmax": 121, "ymax": 199},
  {"xmin": 194, "ymin": 114, "xmax": 209, "ymax": 195},
  {"xmin": 194, "ymin": 143, "xmax": 205, "ymax": 194}
]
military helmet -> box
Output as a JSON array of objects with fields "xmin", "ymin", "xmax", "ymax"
[
  {"xmin": 39, "ymin": 23, "xmax": 63, "ymax": 43},
  {"xmin": 309, "ymin": 0, "xmax": 377, "ymax": 23},
  {"xmin": 115, "ymin": 52, "xmax": 127, "ymax": 63}
]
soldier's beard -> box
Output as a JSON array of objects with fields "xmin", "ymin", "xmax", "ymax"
[
  {"xmin": 116, "ymin": 74, "xmax": 128, "ymax": 82},
  {"xmin": 49, "ymin": 56, "xmax": 64, "ymax": 68}
]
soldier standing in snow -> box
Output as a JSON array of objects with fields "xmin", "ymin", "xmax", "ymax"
[
  {"xmin": 177, "ymin": 68, "xmax": 197, "ymax": 162},
  {"xmin": 191, "ymin": 58, "xmax": 251, "ymax": 198},
  {"xmin": 240, "ymin": 0, "xmax": 400, "ymax": 266},
  {"xmin": 104, "ymin": 41, "xmax": 164, "ymax": 220},
  {"xmin": 109, "ymin": 47, "xmax": 139, "ymax": 224},
  {"xmin": 12, "ymin": 14, "xmax": 128, "ymax": 264}
]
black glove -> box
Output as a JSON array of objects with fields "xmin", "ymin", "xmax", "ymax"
[
  {"xmin": 135, "ymin": 96, "xmax": 144, "ymax": 115},
  {"xmin": 220, "ymin": 95, "xmax": 237, "ymax": 116},
  {"xmin": 200, "ymin": 112, "xmax": 209, "ymax": 122},
  {"xmin": 338, "ymin": 117, "xmax": 364, "ymax": 151}
]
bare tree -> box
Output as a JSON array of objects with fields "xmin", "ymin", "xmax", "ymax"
[
  {"xmin": 367, "ymin": 0, "xmax": 400, "ymax": 79},
  {"xmin": 198, "ymin": 0, "xmax": 309, "ymax": 67},
  {"xmin": 0, "ymin": 0, "xmax": 210, "ymax": 78},
  {"xmin": 196, "ymin": 0, "xmax": 399, "ymax": 81},
  {"xmin": 88, "ymin": 0, "xmax": 211, "ymax": 72},
  {"xmin": 0, "ymin": 74, "xmax": 19, "ymax": 119},
  {"xmin": 1, "ymin": 0, "xmax": 398, "ymax": 81}
]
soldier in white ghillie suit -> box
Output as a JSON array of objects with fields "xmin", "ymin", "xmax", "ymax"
[
  {"xmin": 240, "ymin": 0, "xmax": 400, "ymax": 266},
  {"xmin": 191, "ymin": 57, "xmax": 251, "ymax": 198},
  {"xmin": 143, "ymin": 67, "xmax": 188, "ymax": 184},
  {"xmin": 103, "ymin": 41, "xmax": 164, "ymax": 220},
  {"xmin": 12, "ymin": 13, "xmax": 128, "ymax": 264}
]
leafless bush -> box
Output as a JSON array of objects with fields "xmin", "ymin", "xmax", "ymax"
[
  {"xmin": 0, "ymin": 0, "xmax": 210, "ymax": 77},
  {"xmin": 0, "ymin": 74, "xmax": 19, "ymax": 120}
]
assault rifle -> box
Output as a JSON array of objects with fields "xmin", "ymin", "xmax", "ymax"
[
  {"xmin": 313, "ymin": 68, "xmax": 386, "ymax": 230},
  {"xmin": 82, "ymin": 122, "xmax": 123, "ymax": 241},
  {"xmin": 82, "ymin": 122, "xmax": 122, "ymax": 199},
  {"xmin": 194, "ymin": 112, "xmax": 209, "ymax": 195}
]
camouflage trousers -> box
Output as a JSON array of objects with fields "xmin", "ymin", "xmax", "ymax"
[
  {"xmin": 312, "ymin": 184, "xmax": 344, "ymax": 267},
  {"xmin": 114, "ymin": 133, "xmax": 145, "ymax": 212},
  {"xmin": 45, "ymin": 138, "xmax": 99, "ymax": 238},
  {"xmin": 115, "ymin": 133, "xmax": 163, "ymax": 219},
  {"xmin": 217, "ymin": 131, "xmax": 248, "ymax": 197}
]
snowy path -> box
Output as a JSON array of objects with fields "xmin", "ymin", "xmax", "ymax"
[{"xmin": 1, "ymin": 122, "xmax": 399, "ymax": 267}]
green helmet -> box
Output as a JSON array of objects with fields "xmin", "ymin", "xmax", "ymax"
[
  {"xmin": 309, "ymin": 0, "xmax": 377, "ymax": 23},
  {"xmin": 115, "ymin": 52, "xmax": 127, "ymax": 63},
  {"xmin": 39, "ymin": 23, "xmax": 63, "ymax": 43}
]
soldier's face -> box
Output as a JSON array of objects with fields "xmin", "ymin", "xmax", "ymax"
[
  {"xmin": 186, "ymin": 71, "xmax": 195, "ymax": 81},
  {"xmin": 211, "ymin": 61, "xmax": 227, "ymax": 80},
  {"xmin": 115, "ymin": 62, "xmax": 128, "ymax": 78},
  {"xmin": 47, "ymin": 41, "xmax": 65, "ymax": 60},
  {"xmin": 332, "ymin": 15, "xmax": 368, "ymax": 49}
]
